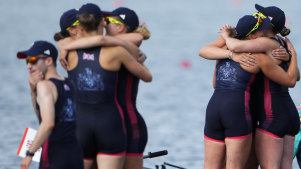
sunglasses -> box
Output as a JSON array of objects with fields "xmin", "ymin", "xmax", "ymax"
[
  {"xmin": 105, "ymin": 16, "xmax": 123, "ymax": 25},
  {"xmin": 245, "ymin": 12, "xmax": 265, "ymax": 37},
  {"xmin": 26, "ymin": 56, "xmax": 47, "ymax": 65},
  {"xmin": 66, "ymin": 20, "xmax": 79, "ymax": 31}
]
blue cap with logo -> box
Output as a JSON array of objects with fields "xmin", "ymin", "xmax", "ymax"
[
  {"xmin": 255, "ymin": 4, "xmax": 286, "ymax": 32},
  {"xmin": 78, "ymin": 3, "xmax": 103, "ymax": 19},
  {"xmin": 17, "ymin": 41, "xmax": 58, "ymax": 62},
  {"xmin": 234, "ymin": 15, "xmax": 271, "ymax": 39},
  {"xmin": 104, "ymin": 7, "xmax": 139, "ymax": 32},
  {"xmin": 60, "ymin": 9, "xmax": 78, "ymax": 32}
]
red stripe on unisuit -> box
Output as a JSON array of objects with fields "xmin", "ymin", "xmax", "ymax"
[
  {"xmin": 126, "ymin": 74, "xmax": 140, "ymax": 139},
  {"xmin": 257, "ymin": 128, "xmax": 280, "ymax": 138},
  {"xmin": 264, "ymin": 77, "xmax": 273, "ymax": 124},
  {"xmin": 115, "ymin": 73, "xmax": 126, "ymax": 134},
  {"xmin": 244, "ymin": 74, "xmax": 255, "ymax": 121},
  {"xmin": 226, "ymin": 133, "xmax": 252, "ymax": 140},
  {"xmin": 204, "ymin": 135, "xmax": 225, "ymax": 143},
  {"xmin": 98, "ymin": 151, "xmax": 126, "ymax": 156},
  {"xmin": 40, "ymin": 139, "xmax": 50, "ymax": 169},
  {"xmin": 126, "ymin": 153, "xmax": 143, "ymax": 157}
]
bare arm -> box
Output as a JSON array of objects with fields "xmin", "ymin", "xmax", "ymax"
[
  {"xmin": 257, "ymin": 38, "xmax": 297, "ymax": 87},
  {"xmin": 199, "ymin": 36, "xmax": 230, "ymax": 60},
  {"xmin": 59, "ymin": 35, "xmax": 140, "ymax": 62},
  {"xmin": 199, "ymin": 36, "xmax": 256, "ymax": 67},
  {"xmin": 29, "ymin": 81, "xmax": 56, "ymax": 153},
  {"xmin": 219, "ymin": 25, "xmax": 277, "ymax": 53},
  {"xmin": 115, "ymin": 33, "xmax": 143, "ymax": 46},
  {"xmin": 117, "ymin": 47, "xmax": 152, "ymax": 82},
  {"xmin": 20, "ymin": 81, "xmax": 56, "ymax": 169}
]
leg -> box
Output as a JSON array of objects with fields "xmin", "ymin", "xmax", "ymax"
[
  {"xmin": 280, "ymin": 135, "xmax": 294, "ymax": 169},
  {"xmin": 225, "ymin": 134, "xmax": 252, "ymax": 169},
  {"xmin": 123, "ymin": 156, "xmax": 143, "ymax": 169},
  {"xmin": 296, "ymin": 141, "xmax": 301, "ymax": 168},
  {"xmin": 204, "ymin": 138, "xmax": 226, "ymax": 169},
  {"xmin": 96, "ymin": 154, "xmax": 125, "ymax": 169},
  {"xmin": 84, "ymin": 159, "xmax": 95, "ymax": 169},
  {"xmin": 244, "ymin": 133, "xmax": 259, "ymax": 169},
  {"xmin": 255, "ymin": 129, "xmax": 283, "ymax": 169}
]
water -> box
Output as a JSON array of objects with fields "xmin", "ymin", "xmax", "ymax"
[{"xmin": 1, "ymin": 0, "xmax": 301, "ymax": 168}]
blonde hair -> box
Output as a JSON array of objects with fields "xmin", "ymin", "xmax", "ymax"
[{"xmin": 134, "ymin": 23, "xmax": 151, "ymax": 40}]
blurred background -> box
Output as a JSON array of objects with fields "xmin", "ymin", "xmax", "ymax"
[{"xmin": 0, "ymin": 0, "xmax": 300, "ymax": 168}]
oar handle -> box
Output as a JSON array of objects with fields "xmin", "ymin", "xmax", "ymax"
[{"xmin": 143, "ymin": 150, "xmax": 168, "ymax": 159}]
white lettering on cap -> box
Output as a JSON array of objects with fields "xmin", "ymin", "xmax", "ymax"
[
  {"xmin": 119, "ymin": 14, "xmax": 126, "ymax": 20},
  {"xmin": 44, "ymin": 50, "xmax": 50, "ymax": 55}
]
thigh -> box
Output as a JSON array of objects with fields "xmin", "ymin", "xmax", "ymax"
[
  {"xmin": 97, "ymin": 154, "xmax": 125, "ymax": 169},
  {"xmin": 204, "ymin": 139, "xmax": 226, "ymax": 169},
  {"xmin": 124, "ymin": 156, "xmax": 143, "ymax": 169},
  {"xmin": 280, "ymin": 135, "xmax": 294, "ymax": 169},
  {"xmin": 297, "ymin": 142, "xmax": 301, "ymax": 168},
  {"xmin": 225, "ymin": 134, "xmax": 252, "ymax": 169},
  {"xmin": 255, "ymin": 129, "xmax": 283, "ymax": 169}
]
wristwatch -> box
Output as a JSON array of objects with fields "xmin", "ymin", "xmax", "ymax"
[{"xmin": 26, "ymin": 150, "xmax": 35, "ymax": 157}]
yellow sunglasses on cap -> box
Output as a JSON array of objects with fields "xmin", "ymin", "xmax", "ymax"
[
  {"xmin": 66, "ymin": 20, "xmax": 79, "ymax": 31},
  {"xmin": 245, "ymin": 12, "xmax": 266, "ymax": 37},
  {"xmin": 106, "ymin": 16, "xmax": 123, "ymax": 25}
]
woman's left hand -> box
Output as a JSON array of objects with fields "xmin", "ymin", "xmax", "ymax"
[{"xmin": 272, "ymin": 46, "xmax": 290, "ymax": 61}]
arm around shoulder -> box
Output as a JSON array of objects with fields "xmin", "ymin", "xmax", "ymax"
[
  {"xmin": 257, "ymin": 53, "xmax": 297, "ymax": 87},
  {"xmin": 117, "ymin": 47, "xmax": 152, "ymax": 82}
]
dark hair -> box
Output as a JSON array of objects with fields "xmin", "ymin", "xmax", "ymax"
[
  {"xmin": 78, "ymin": 13, "xmax": 101, "ymax": 33},
  {"xmin": 279, "ymin": 27, "xmax": 290, "ymax": 37},
  {"xmin": 53, "ymin": 31, "xmax": 70, "ymax": 41}
]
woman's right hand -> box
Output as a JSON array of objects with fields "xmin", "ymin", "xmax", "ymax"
[
  {"xmin": 218, "ymin": 24, "xmax": 231, "ymax": 38},
  {"xmin": 57, "ymin": 40, "xmax": 69, "ymax": 71}
]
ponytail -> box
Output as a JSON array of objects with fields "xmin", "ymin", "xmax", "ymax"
[
  {"xmin": 280, "ymin": 27, "xmax": 291, "ymax": 37},
  {"xmin": 53, "ymin": 31, "xmax": 70, "ymax": 41}
]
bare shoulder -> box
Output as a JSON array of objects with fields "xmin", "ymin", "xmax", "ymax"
[
  {"xmin": 36, "ymin": 80, "xmax": 56, "ymax": 95},
  {"xmin": 102, "ymin": 46, "xmax": 126, "ymax": 53},
  {"xmin": 101, "ymin": 46, "xmax": 128, "ymax": 58},
  {"xmin": 257, "ymin": 37, "xmax": 279, "ymax": 46}
]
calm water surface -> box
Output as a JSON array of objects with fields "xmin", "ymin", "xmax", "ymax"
[{"xmin": 1, "ymin": 0, "xmax": 301, "ymax": 168}]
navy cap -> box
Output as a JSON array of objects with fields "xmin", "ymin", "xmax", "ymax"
[
  {"xmin": 60, "ymin": 9, "xmax": 78, "ymax": 32},
  {"xmin": 78, "ymin": 3, "xmax": 103, "ymax": 19},
  {"xmin": 104, "ymin": 7, "xmax": 139, "ymax": 32},
  {"xmin": 235, "ymin": 15, "xmax": 271, "ymax": 39},
  {"xmin": 17, "ymin": 41, "xmax": 58, "ymax": 62},
  {"xmin": 255, "ymin": 4, "xmax": 286, "ymax": 32}
]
